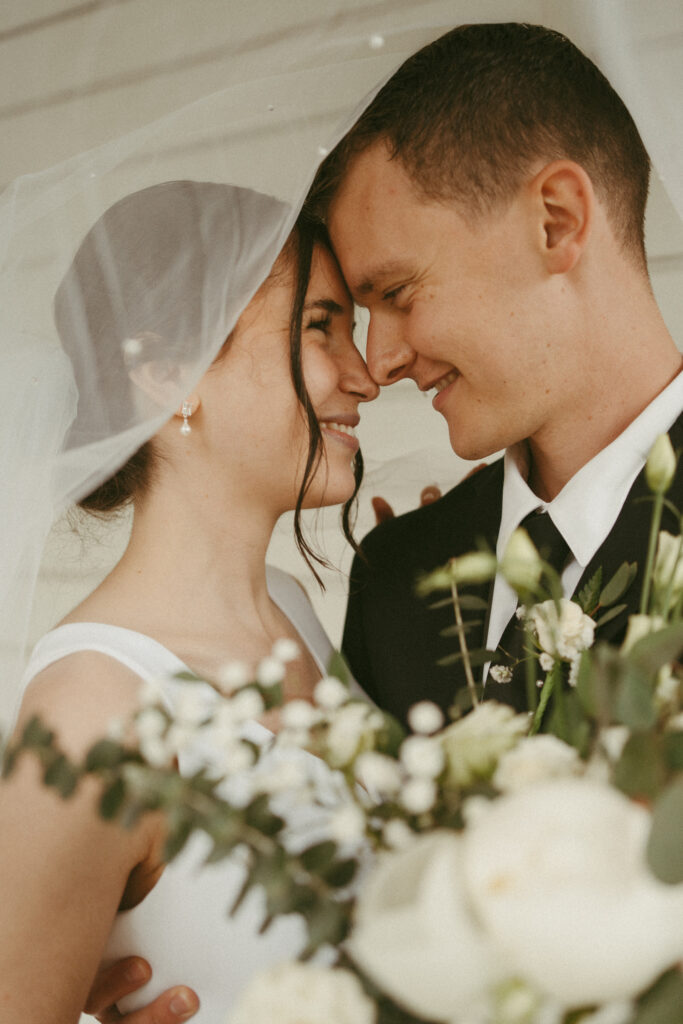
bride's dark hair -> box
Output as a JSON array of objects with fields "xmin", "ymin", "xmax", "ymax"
[{"xmin": 54, "ymin": 181, "xmax": 363, "ymax": 584}]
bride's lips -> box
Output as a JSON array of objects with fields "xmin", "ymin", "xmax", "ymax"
[{"xmin": 319, "ymin": 413, "xmax": 360, "ymax": 453}]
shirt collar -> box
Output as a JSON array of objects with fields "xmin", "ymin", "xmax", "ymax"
[{"xmin": 497, "ymin": 369, "xmax": 683, "ymax": 568}]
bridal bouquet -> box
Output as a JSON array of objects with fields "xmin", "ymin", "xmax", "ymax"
[{"xmin": 3, "ymin": 436, "xmax": 683, "ymax": 1024}]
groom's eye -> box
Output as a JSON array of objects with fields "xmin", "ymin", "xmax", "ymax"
[{"xmin": 382, "ymin": 284, "xmax": 407, "ymax": 303}]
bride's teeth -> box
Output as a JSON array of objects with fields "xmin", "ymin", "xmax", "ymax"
[{"xmin": 324, "ymin": 421, "xmax": 356, "ymax": 437}]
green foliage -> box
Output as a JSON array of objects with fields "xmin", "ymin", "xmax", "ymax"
[{"xmin": 646, "ymin": 775, "xmax": 683, "ymax": 884}]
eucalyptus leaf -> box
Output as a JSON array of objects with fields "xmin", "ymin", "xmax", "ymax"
[
  {"xmin": 663, "ymin": 730, "xmax": 683, "ymax": 772},
  {"xmin": 646, "ymin": 775, "xmax": 683, "ymax": 884},
  {"xmin": 598, "ymin": 561, "xmax": 637, "ymax": 607},
  {"xmin": 437, "ymin": 649, "xmax": 497, "ymax": 668},
  {"xmin": 374, "ymin": 713, "xmax": 405, "ymax": 757},
  {"xmin": 99, "ymin": 777, "xmax": 126, "ymax": 819},
  {"xmin": 629, "ymin": 622, "xmax": 683, "ymax": 674},
  {"xmin": 576, "ymin": 567, "xmax": 603, "ymax": 614},
  {"xmin": 454, "ymin": 594, "xmax": 489, "ymax": 611},
  {"xmin": 85, "ymin": 738, "xmax": 130, "ymax": 771},
  {"xmin": 616, "ymin": 670, "xmax": 657, "ymax": 730},
  {"xmin": 428, "ymin": 597, "xmax": 457, "ymax": 610},
  {"xmin": 163, "ymin": 821, "xmax": 192, "ymax": 861},
  {"xmin": 300, "ymin": 840, "xmax": 337, "ymax": 872},
  {"xmin": 44, "ymin": 754, "xmax": 79, "ymax": 798},
  {"xmin": 327, "ymin": 650, "xmax": 350, "ymax": 686},
  {"xmin": 301, "ymin": 899, "xmax": 350, "ymax": 957},
  {"xmin": 22, "ymin": 714, "xmax": 54, "ymax": 749},
  {"xmin": 323, "ymin": 857, "xmax": 357, "ymax": 888},
  {"xmin": 632, "ymin": 966, "xmax": 683, "ymax": 1024},
  {"xmin": 439, "ymin": 621, "xmax": 481, "ymax": 638},
  {"xmin": 593, "ymin": 603, "xmax": 627, "ymax": 630},
  {"xmin": 614, "ymin": 733, "xmax": 666, "ymax": 800}
]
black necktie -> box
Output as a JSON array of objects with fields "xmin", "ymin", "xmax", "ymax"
[{"xmin": 486, "ymin": 509, "xmax": 570, "ymax": 711}]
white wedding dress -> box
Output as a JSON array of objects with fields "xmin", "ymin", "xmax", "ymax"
[{"xmin": 22, "ymin": 567, "xmax": 352, "ymax": 1022}]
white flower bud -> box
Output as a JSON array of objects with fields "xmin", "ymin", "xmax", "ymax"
[
  {"xmin": 539, "ymin": 652, "xmax": 555, "ymax": 673},
  {"xmin": 257, "ymin": 656, "xmax": 285, "ymax": 685},
  {"xmin": 174, "ymin": 687, "xmax": 208, "ymax": 727},
  {"xmin": 139, "ymin": 735, "xmax": 171, "ymax": 768},
  {"xmin": 230, "ymin": 687, "xmax": 265, "ymax": 723},
  {"xmin": 407, "ymin": 700, "xmax": 444, "ymax": 734},
  {"xmin": 314, "ymin": 676, "xmax": 349, "ymax": 710},
  {"xmin": 355, "ymin": 751, "xmax": 402, "ymax": 795},
  {"xmin": 272, "ymin": 638, "xmax": 300, "ymax": 663},
  {"xmin": 139, "ymin": 676, "xmax": 165, "ymax": 707},
  {"xmin": 501, "ymin": 528, "xmax": 544, "ymax": 592},
  {"xmin": 645, "ymin": 433, "xmax": 676, "ymax": 494},
  {"xmin": 281, "ymin": 699, "xmax": 320, "ymax": 731},
  {"xmin": 450, "ymin": 551, "xmax": 498, "ymax": 585},
  {"xmin": 217, "ymin": 659, "xmax": 251, "ymax": 691},
  {"xmin": 329, "ymin": 803, "xmax": 367, "ymax": 843},
  {"xmin": 400, "ymin": 777, "xmax": 437, "ymax": 814},
  {"xmin": 400, "ymin": 735, "xmax": 445, "ymax": 779},
  {"xmin": 382, "ymin": 818, "xmax": 415, "ymax": 849},
  {"xmin": 135, "ymin": 706, "xmax": 167, "ymax": 741},
  {"xmin": 489, "ymin": 665, "xmax": 513, "ymax": 685}
]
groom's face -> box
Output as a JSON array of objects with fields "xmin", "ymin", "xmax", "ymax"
[{"xmin": 328, "ymin": 143, "xmax": 569, "ymax": 461}]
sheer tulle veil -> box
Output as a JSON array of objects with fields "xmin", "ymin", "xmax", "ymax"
[{"xmin": 1, "ymin": 1, "xmax": 681, "ymax": 725}]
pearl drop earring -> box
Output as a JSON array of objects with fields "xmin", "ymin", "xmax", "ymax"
[{"xmin": 180, "ymin": 400, "xmax": 193, "ymax": 436}]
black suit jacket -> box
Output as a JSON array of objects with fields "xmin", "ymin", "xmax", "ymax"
[{"xmin": 343, "ymin": 414, "xmax": 683, "ymax": 724}]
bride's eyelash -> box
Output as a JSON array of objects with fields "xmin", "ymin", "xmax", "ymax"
[
  {"xmin": 382, "ymin": 284, "xmax": 406, "ymax": 302},
  {"xmin": 306, "ymin": 313, "xmax": 332, "ymax": 332}
]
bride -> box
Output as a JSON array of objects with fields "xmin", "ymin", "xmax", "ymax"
[{"xmin": 0, "ymin": 179, "xmax": 377, "ymax": 1023}]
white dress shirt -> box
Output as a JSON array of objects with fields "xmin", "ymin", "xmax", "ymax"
[{"xmin": 486, "ymin": 370, "xmax": 683, "ymax": 654}]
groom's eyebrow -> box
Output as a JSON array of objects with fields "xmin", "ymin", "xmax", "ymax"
[{"xmin": 354, "ymin": 260, "xmax": 411, "ymax": 298}]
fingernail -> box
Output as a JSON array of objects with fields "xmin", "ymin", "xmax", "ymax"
[
  {"xmin": 125, "ymin": 959, "xmax": 149, "ymax": 983},
  {"xmin": 170, "ymin": 991, "xmax": 197, "ymax": 1018}
]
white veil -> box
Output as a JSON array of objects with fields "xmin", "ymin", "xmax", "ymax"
[{"xmin": 1, "ymin": 0, "xmax": 682, "ymax": 725}]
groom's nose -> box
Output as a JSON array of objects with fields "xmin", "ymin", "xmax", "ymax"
[{"xmin": 366, "ymin": 318, "xmax": 416, "ymax": 386}]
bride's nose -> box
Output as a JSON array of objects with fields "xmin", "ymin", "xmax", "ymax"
[{"xmin": 339, "ymin": 347, "xmax": 380, "ymax": 402}]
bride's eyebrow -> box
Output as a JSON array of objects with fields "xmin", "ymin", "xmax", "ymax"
[{"xmin": 303, "ymin": 298, "xmax": 346, "ymax": 315}]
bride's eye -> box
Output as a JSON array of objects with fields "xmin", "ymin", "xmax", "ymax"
[{"xmin": 306, "ymin": 313, "xmax": 332, "ymax": 334}]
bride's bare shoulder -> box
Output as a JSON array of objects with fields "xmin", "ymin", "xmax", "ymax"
[{"xmin": 18, "ymin": 649, "xmax": 144, "ymax": 759}]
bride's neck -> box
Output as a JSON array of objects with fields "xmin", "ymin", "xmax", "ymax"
[{"xmin": 94, "ymin": 470, "xmax": 285, "ymax": 646}]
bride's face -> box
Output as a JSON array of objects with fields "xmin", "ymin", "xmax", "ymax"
[{"xmin": 199, "ymin": 243, "xmax": 378, "ymax": 511}]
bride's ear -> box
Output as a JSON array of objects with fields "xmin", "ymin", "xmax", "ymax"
[{"xmin": 128, "ymin": 360, "xmax": 201, "ymax": 414}]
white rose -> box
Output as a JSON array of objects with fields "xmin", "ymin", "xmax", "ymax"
[
  {"xmin": 440, "ymin": 702, "xmax": 529, "ymax": 787},
  {"xmin": 493, "ymin": 735, "xmax": 581, "ymax": 792},
  {"xmin": 527, "ymin": 598, "xmax": 595, "ymax": 664},
  {"xmin": 464, "ymin": 778, "xmax": 683, "ymax": 1006},
  {"xmin": 348, "ymin": 832, "xmax": 504, "ymax": 1022},
  {"xmin": 228, "ymin": 963, "xmax": 375, "ymax": 1024}
]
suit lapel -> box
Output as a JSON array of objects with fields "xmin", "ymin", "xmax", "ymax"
[{"xmin": 574, "ymin": 413, "xmax": 683, "ymax": 644}]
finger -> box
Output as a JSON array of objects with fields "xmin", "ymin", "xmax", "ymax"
[
  {"xmin": 419, "ymin": 485, "xmax": 442, "ymax": 506},
  {"xmin": 95, "ymin": 986, "xmax": 200, "ymax": 1024},
  {"xmin": 371, "ymin": 495, "xmax": 395, "ymax": 524},
  {"xmin": 86, "ymin": 957, "xmax": 151, "ymax": 1015}
]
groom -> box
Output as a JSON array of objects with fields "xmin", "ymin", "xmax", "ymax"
[
  {"xmin": 319, "ymin": 21, "xmax": 683, "ymax": 723},
  {"xmin": 86, "ymin": 21, "xmax": 683, "ymax": 1023}
]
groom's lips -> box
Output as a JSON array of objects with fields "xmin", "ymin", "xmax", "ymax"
[{"xmin": 423, "ymin": 368, "xmax": 460, "ymax": 411}]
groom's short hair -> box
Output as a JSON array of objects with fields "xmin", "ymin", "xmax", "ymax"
[{"xmin": 311, "ymin": 22, "xmax": 651, "ymax": 268}]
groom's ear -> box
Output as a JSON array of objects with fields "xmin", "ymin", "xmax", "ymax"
[{"xmin": 531, "ymin": 160, "xmax": 594, "ymax": 275}]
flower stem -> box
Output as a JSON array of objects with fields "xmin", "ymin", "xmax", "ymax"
[
  {"xmin": 640, "ymin": 491, "xmax": 664, "ymax": 614},
  {"xmin": 451, "ymin": 577, "xmax": 479, "ymax": 708},
  {"xmin": 529, "ymin": 661, "xmax": 560, "ymax": 734}
]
